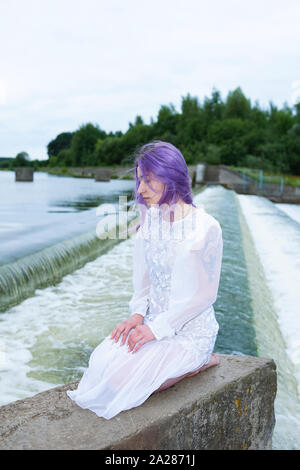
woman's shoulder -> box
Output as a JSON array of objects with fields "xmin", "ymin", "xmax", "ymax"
[
  {"xmin": 185, "ymin": 206, "xmax": 222, "ymax": 249},
  {"xmin": 135, "ymin": 204, "xmax": 222, "ymax": 243},
  {"xmin": 192, "ymin": 205, "xmax": 222, "ymax": 230}
]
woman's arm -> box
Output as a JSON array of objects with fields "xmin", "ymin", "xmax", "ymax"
[
  {"xmin": 111, "ymin": 228, "xmax": 151, "ymax": 346},
  {"xmin": 128, "ymin": 230, "xmax": 150, "ymax": 317},
  {"xmin": 145, "ymin": 218, "xmax": 223, "ymax": 340}
]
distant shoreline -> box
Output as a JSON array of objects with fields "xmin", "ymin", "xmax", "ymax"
[{"xmin": 0, "ymin": 166, "xmax": 136, "ymax": 180}]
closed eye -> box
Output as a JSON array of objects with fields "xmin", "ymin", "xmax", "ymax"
[{"xmin": 138, "ymin": 176, "xmax": 151, "ymax": 184}]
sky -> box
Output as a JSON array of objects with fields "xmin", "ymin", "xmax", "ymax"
[{"xmin": 0, "ymin": 0, "xmax": 300, "ymax": 161}]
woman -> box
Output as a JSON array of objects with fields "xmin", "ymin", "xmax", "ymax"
[{"xmin": 66, "ymin": 141, "xmax": 223, "ymax": 419}]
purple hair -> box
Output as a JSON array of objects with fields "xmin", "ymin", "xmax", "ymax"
[
  {"xmin": 129, "ymin": 141, "xmax": 195, "ymax": 232},
  {"xmin": 134, "ymin": 141, "xmax": 194, "ymax": 206}
]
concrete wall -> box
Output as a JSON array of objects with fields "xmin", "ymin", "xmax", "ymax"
[
  {"xmin": 202, "ymin": 165, "xmax": 300, "ymax": 203},
  {"xmin": 15, "ymin": 167, "xmax": 34, "ymax": 181},
  {"xmin": 0, "ymin": 354, "xmax": 276, "ymax": 450}
]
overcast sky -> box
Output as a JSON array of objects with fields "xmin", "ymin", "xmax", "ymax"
[{"xmin": 0, "ymin": 0, "xmax": 299, "ymax": 160}]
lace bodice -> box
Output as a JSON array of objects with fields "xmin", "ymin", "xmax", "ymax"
[
  {"xmin": 129, "ymin": 204, "xmax": 223, "ymax": 341},
  {"xmin": 143, "ymin": 207, "xmax": 197, "ymax": 322}
]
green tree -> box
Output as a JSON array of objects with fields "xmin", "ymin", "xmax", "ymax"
[
  {"xmin": 122, "ymin": 123, "xmax": 154, "ymax": 156},
  {"xmin": 208, "ymin": 118, "xmax": 253, "ymax": 143},
  {"xmin": 205, "ymin": 144, "xmax": 222, "ymax": 165},
  {"xmin": 202, "ymin": 88, "xmax": 225, "ymax": 132},
  {"xmin": 47, "ymin": 132, "xmax": 74, "ymax": 158},
  {"xmin": 56, "ymin": 149, "xmax": 73, "ymax": 166},
  {"xmin": 249, "ymin": 100, "xmax": 268, "ymax": 128},
  {"xmin": 70, "ymin": 123, "xmax": 107, "ymax": 166},
  {"xmin": 49, "ymin": 156, "xmax": 58, "ymax": 168},
  {"xmin": 267, "ymin": 103, "xmax": 294, "ymax": 136},
  {"xmin": 283, "ymin": 131, "xmax": 300, "ymax": 174},
  {"xmin": 14, "ymin": 151, "xmax": 30, "ymax": 167},
  {"xmin": 224, "ymin": 87, "xmax": 251, "ymax": 120},
  {"xmin": 237, "ymin": 154, "xmax": 276, "ymax": 171},
  {"xmin": 37, "ymin": 87, "xmax": 300, "ymax": 175},
  {"xmin": 294, "ymin": 103, "xmax": 300, "ymax": 122},
  {"xmin": 0, "ymin": 158, "xmax": 13, "ymax": 169},
  {"xmin": 257, "ymin": 141, "xmax": 289, "ymax": 173},
  {"xmin": 154, "ymin": 103, "xmax": 179, "ymax": 137},
  {"xmin": 176, "ymin": 94, "xmax": 205, "ymax": 146},
  {"xmin": 208, "ymin": 119, "xmax": 255, "ymax": 165},
  {"xmin": 134, "ymin": 115, "xmax": 144, "ymax": 126},
  {"xmin": 94, "ymin": 136, "xmax": 124, "ymax": 165},
  {"xmin": 180, "ymin": 141, "xmax": 206, "ymax": 164}
]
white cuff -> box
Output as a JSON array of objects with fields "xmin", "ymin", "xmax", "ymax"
[
  {"xmin": 146, "ymin": 313, "xmax": 176, "ymax": 340},
  {"xmin": 129, "ymin": 298, "xmax": 149, "ymax": 317}
]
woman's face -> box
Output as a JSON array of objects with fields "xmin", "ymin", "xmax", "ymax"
[{"xmin": 137, "ymin": 165, "xmax": 165, "ymax": 206}]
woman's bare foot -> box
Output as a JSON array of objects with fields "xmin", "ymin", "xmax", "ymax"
[
  {"xmin": 187, "ymin": 354, "xmax": 220, "ymax": 377},
  {"xmin": 153, "ymin": 354, "xmax": 220, "ymax": 394}
]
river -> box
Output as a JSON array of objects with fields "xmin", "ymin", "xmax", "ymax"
[{"xmin": 0, "ymin": 170, "xmax": 299, "ymax": 449}]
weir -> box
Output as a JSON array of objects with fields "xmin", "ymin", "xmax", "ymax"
[
  {"xmin": 236, "ymin": 192, "xmax": 300, "ymax": 449},
  {"xmin": 0, "ymin": 354, "xmax": 276, "ymax": 450},
  {"xmin": 0, "ymin": 210, "xmax": 137, "ymax": 313},
  {"xmin": 1, "ymin": 184, "xmax": 294, "ymax": 448}
]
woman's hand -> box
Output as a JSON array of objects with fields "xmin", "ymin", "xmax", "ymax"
[
  {"xmin": 110, "ymin": 313, "xmax": 144, "ymax": 346},
  {"xmin": 127, "ymin": 324, "xmax": 155, "ymax": 353}
]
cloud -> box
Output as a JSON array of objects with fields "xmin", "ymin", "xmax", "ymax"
[
  {"xmin": 0, "ymin": 0, "xmax": 299, "ymax": 159},
  {"xmin": 0, "ymin": 80, "xmax": 7, "ymax": 106}
]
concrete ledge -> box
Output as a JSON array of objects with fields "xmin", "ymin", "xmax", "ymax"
[{"xmin": 0, "ymin": 354, "xmax": 276, "ymax": 450}]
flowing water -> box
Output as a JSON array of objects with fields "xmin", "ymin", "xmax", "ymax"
[
  {"xmin": 0, "ymin": 172, "xmax": 299, "ymax": 449},
  {"xmin": 0, "ymin": 171, "xmax": 135, "ymax": 312},
  {"xmin": 236, "ymin": 194, "xmax": 300, "ymax": 450}
]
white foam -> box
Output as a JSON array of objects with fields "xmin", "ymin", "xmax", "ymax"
[
  {"xmin": 237, "ymin": 194, "xmax": 300, "ymax": 394},
  {"xmin": 275, "ymin": 203, "xmax": 300, "ymax": 225},
  {"xmin": 0, "ymin": 236, "xmax": 135, "ymax": 406}
]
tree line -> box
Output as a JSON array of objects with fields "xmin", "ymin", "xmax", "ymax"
[{"xmin": 2, "ymin": 87, "xmax": 300, "ymax": 175}]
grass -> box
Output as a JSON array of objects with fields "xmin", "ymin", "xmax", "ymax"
[{"xmin": 229, "ymin": 166, "xmax": 300, "ymax": 188}]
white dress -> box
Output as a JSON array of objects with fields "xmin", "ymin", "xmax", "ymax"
[{"xmin": 66, "ymin": 204, "xmax": 223, "ymax": 419}]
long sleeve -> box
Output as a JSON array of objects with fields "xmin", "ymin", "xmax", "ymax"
[
  {"xmin": 146, "ymin": 218, "xmax": 223, "ymax": 340},
  {"xmin": 128, "ymin": 230, "xmax": 150, "ymax": 317}
]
